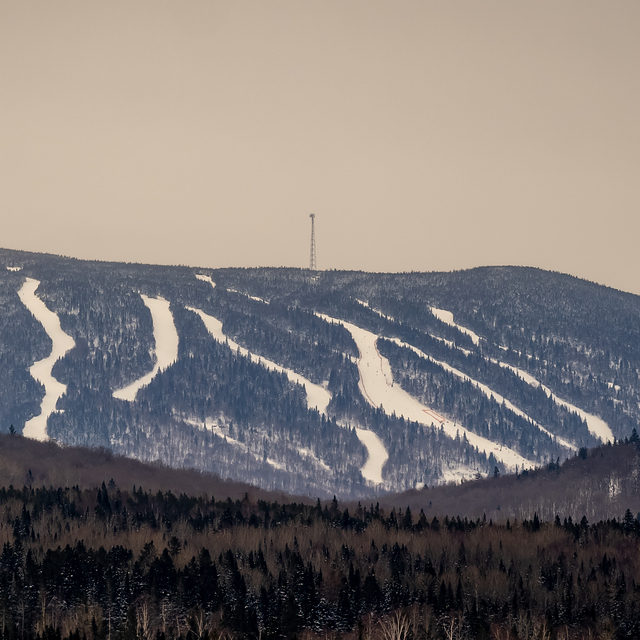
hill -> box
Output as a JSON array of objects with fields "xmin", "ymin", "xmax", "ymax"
[
  {"xmin": 0, "ymin": 432, "xmax": 297, "ymax": 504},
  {"xmin": 2, "ymin": 247, "xmax": 640, "ymax": 498},
  {"xmin": 376, "ymin": 437, "xmax": 640, "ymax": 524}
]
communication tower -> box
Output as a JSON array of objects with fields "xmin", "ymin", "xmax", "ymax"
[{"xmin": 309, "ymin": 214, "xmax": 317, "ymax": 271}]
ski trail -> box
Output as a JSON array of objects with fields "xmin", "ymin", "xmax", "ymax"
[
  {"xmin": 319, "ymin": 313, "xmax": 534, "ymax": 471},
  {"xmin": 18, "ymin": 278, "xmax": 76, "ymax": 441},
  {"xmin": 186, "ymin": 306, "xmax": 330, "ymax": 414},
  {"xmin": 113, "ymin": 295, "xmax": 179, "ymax": 401},
  {"xmin": 195, "ymin": 274, "xmax": 216, "ymax": 289},
  {"xmin": 490, "ymin": 359, "xmax": 613, "ymax": 443},
  {"xmin": 356, "ymin": 299, "xmax": 610, "ymax": 446},
  {"xmin": 227, "ymin": 288, "xmax": 270, "ymax": 305},
  {"xmin": 354, "ymin": 427, "xmax": 388, "ymax": 485},
  {"xmin": 430, "ymin": 307, "xmax": 482, "ymax": 345},
  {"xmin": 389, "ymin": 338, "xmax": 577, "ymax": 451}
]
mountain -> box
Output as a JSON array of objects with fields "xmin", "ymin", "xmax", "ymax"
[{"xmin": 2, "ymin": 247, "xmax": 639, "ymax": 499}]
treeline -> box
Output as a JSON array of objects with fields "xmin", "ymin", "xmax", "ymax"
[{"xmin": 1, "ymin": 481, "xmax": 640, "ymax": 639}]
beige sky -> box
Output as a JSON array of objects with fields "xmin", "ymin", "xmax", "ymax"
[{"xmin": 1, "ymin": 1, "xmax": 639, "ymax": 293}]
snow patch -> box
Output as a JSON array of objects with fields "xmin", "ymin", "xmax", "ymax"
[
  {"xmin": 195, "ymin": 274, "xmax": 216, "ymax": 289},
  {"xmin": 319, "ymin": 313, "xmax": 534, "ymax": 472},
  {"xmin": 430, "ymin": 307, "xmax": 482, "ymax": 345},
  {"xmin": 113, "ymin": 295, "xmax": 179, "ymax": 401},
  {"xmin": 6, "ymin": 266, "xmax": 21, "ymax": 272},
  {"xmin": 18, "ymin": 278, "xmax": 76, "ymax": 441},
  {"xmin": 297, "ymin": 446, "xmax": 331, "ymax": 472},
  {"xmin": 440, "ymin": 463, "xmax": 483, "ymax": 485},
  {"xmin": 186, "ymin": 306, "xmax": 331, "ymax": 414},
  {"xmin": 183, "ymin": 415, "xmax": 328, "ymax": 473}
]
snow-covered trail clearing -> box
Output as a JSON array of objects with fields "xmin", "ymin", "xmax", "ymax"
[
  {"xmin": 195, "ymin": 274, "xmax": 216, "ymax": 289},
  {"xmin": 319, "ymin": 313, "xmax": 535, "ymax": 472},
  {"xmin": 18, "ymin": 278, "xmax": 76, "ymax": 441},
  {"xmin": 227, "ymin": 288, "xmax": 269, "ymax": 304},
  {"xmin": 354, "ymin": 428, "xmax": 388, "ymax": 485},
  {"xmin": 186, "ymin": 306, "xmax": 331, "ymax": 414},
  {"xmin": 425, "ymin": 305, "xmax": 612, "ymax": 444},
  {"xmin": 113, "ymin": 295, "xmax": 179, "ymax": 401},
  {"xmin": 431, "ymin": 307, "xmax": 482, "ymax": 345},
  {"xmin": 490, "ymin": 359, "xmax": 614, "ymax": 443},
  {"xmin": 7, "ymin": 266, "xmax": 22, "ymax": 272},
  {"xmin": 390, "ymin": 338, "xmax": 577, "ymax": 451}
]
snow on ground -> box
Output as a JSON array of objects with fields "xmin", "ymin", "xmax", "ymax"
[
  {"xmin": 355, "ymin": 299, "xmax": 394, "ymax": 322},
  {"xmin": 113, "ymin": 295, "xmax": 179, "ymax": 401},
  {"xmin": 6, "ymin": 266, "xmax": 21, "ymax": 272},
  {"xmin": 429, "ymin": 334, "xmax": 459, "ymax": 350},
  {"xmin": 18, "ymin": 278, "xmax": 76, "ymax": 441},
  {"xmin": 354, "ymin": 427, "xmax": 388, "ymax": 485},
  {"xmin": 391, "ymin": 338, "xmax": 577, "ymax": 451},
  {"xmin": 296, "ymin": 447, "xmax": 331, "ymax": 473},
  {"xmin": 319, "ymin": 313, "xmax": 534, "ymax": 472},
  {"xmin": 195, "ymin": 274, "xmax": 216, "ymax": 289},
  {"xmin": 227, "ymin": 288, "xmax": 269, "ymax": 305},
  {"xmin": 491, "ymin": 359, "xmax": 614, "ymax": 443},
  {"xmin": 440, "ymin": 463, "xmax": 482, "ymax": 485},
  {"xmin": 430, "ymin": 307, "xmax": 482, "ymax": 345},
  {"xmin": 181, "ymin": 416, "xmax": 293, "ymax": 471},
  {"xmin": 186, "ymin": 306, "xmax": 331, "ymax": 414}
]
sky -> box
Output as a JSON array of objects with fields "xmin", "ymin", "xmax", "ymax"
[{"xmin": 1, "ymin": 1, "xmax": 639, "ymax": 293}]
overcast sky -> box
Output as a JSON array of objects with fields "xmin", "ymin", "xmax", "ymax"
[{"xmin": 1, "ymin": 2, "xmax": 639, "ymax": 293}]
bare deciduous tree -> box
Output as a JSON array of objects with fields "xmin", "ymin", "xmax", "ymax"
[{"xmin": 378, "ymin": 611, "xmax": 411, "ymax": 640}]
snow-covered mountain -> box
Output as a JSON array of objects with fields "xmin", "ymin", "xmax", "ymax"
[{"xmin": 1, "ymin": 248, "xmax": 637, "ymax": 498}]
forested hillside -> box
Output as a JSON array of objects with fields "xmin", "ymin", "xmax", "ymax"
[
  {"xmin": 0, "ymin": 470, "xmax": 640, "ymax": 639},
  {"xmin": 2, "ymin": 248, "xmax": 639, "ymax": 498}
]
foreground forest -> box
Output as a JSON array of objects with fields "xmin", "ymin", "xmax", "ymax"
[{"xmin": 2, "ymin": 444, "xmax": 640, "ymax": 639}]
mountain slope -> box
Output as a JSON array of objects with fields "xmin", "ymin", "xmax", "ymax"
[{"xmin": 1, "ymin": 248, "xmax": 638, "ymax": 498}]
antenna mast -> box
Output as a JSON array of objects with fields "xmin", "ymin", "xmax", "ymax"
[{"xmin": 309, "ymin": 214, "xmax": 317, "ymax": 271}]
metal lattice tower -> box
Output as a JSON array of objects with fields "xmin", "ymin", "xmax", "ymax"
[{"xmin": 309, "ymin": 214, "xmax": 317, "ymax": 271}]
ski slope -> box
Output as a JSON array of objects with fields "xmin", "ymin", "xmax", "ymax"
[
  {"xmin": 195, "ymin": 274, "xmax": 216, "ymax": 289},
  {"xmin": 186, "ymin": 306, "xmax": 330, "ymax": 414},
  {"xmin": 113, "ymin": 295, "xmax": 179, "ymax": 401},
  {"xmin": 18, "ymin": 278, "xmax": 76, "ymax": 440},
  {"xmin": 319, "ymin": 313, "xmax": 534, "ymax": 472},
  {"xmin": 428, "ymin": 306, "xmax": 613, "ymax": 444},
  {"xmin": 431, "ymin": 307, "xmax": 482, "ymax": 345},
  {"xmin": 390, "ymin": 338, "xmax": 577, "ymax": 451},
  {"xmin": 354, "ymin": 427, "xmax": 388, "ymax": 485},
  {"xmin": 491, "ymin": 359, "xmax": 614, "ymax": 443}
]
